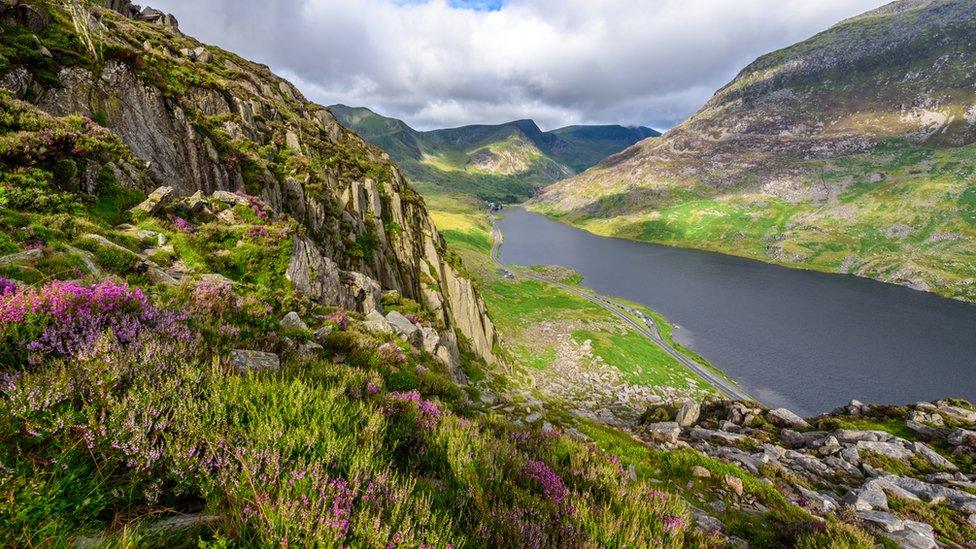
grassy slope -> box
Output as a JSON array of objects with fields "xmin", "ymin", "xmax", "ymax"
[
  {"xmin": 331, "ymin": 105, "xmax": 655, "ymax": 204},
  {"xmin": 425, "ymin": 190, "xmax": 715, "ymax": 399},
  {"xmin": 530, "ymin": 0, "xmax": 976, "ymax": 301}
]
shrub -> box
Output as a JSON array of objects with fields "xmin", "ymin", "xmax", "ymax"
[{"xmin": 0, "ymin": 279, "xmax": 190, "ymax": 367}]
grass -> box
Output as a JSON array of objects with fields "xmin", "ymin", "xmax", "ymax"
[{"xmin": 571, "ymin": 328, "xmax": 709, "ymax": 391}]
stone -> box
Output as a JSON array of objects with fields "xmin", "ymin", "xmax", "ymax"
[
  {"xmin": 564, "ymin": 428, "xmax": 590, "ymax": 442},
  {"xmin": 525, "ymin": 412, "xmax": 542, "ymax": 423},
  {"xmin": 0, "ymin": 248, "xmax": 42, "ymax": 266},
  {"xmin": 691, "ymin": 466, "xmax": 712, "ymax": 478},
  {"xmin": 212, "ymin": 190, "xmax": 249, "ymax": 206},
  {"xmin": 905, "ymin": 420, "xmax": 942, "ymax": 440},
  {"xmin": 691, "ymin": 509, "xmax": 723, "ymax": 534},
  {"xmin": 363, "ymin": 310, "xmax": 393, "ymax": 334},
  {"xmin": 645, "ymin": 422, "xmax": 681, "ymax": 444},
  {"xmin": 285, "ymin": 130, "xmax": 302, "ymax": 154},
  {"xmin": 419, "ymin": 326, "xmax": 441, "ymax": 355},
  {"xmin": 885, "ymin": 524, "xmax": 937, "ymax": 549},
  {"xmin": 130, "ymin": 185, "xmax": 173, "ymax": 215},
  {"xmin": 768, "ymin": 408, "xmax": 811, "ymax": 430},
  {"xmin": 856, "ymin": 510, "xmax": 904, "ymax": 532},
  {"xmin": 314, "ymin": 325, "xmax": 334, "ymax": 343},
  {"xmin": 676, "ymin": 399, "xmax": 701, "ymax": 428},
  {"xmin": 724, "ymin": 475, "xmax": 744, "ymax": 497},
  {"xmin": 280, "ymin": 311, "xmax": 309, "ymax": 332},
  {"xmin": 948, "ymin": 428, "xmax": 976, "ymax": 447},
  {"xmin": 911, "ymin": 442, "xmax": 956, "ymax": 471},
  {"xmin": 857, "ymin": 440, "xmax": 913, "ymax": 461},
  {"xmin": 386, "ymin": 311, "xmax": 421, "ymax": 345},
  {"xmin": 298, "ymin": 340, "xmax": 323, "ymax": 354},
  {"xmin": 844, "ymin": 486, "xmax": 888, "ymax": 511},
  {"xmin": 230, "ymin": 350, "xmax": 279, "ymax": 373},
  {"xmin": 797, "ymin": 485, "xmax": 838, "ymax": 513}
]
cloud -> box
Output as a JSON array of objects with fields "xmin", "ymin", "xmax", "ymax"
[{"xmin": 149, "ymin": 0, "xmax": 888, "ymax": 130}]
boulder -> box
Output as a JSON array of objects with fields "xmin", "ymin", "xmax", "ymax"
[
  {"xmin": 363, "ymin": 310, "xmax": 393, "ymax": 334},
  {"xmin": 797, "ymin": 485, "xmax": 838, "ymax": 513},
  {"xmin": 857, "ymin": 440, "xmax": 913, "ymax": 461},
  {"xmin": 386, "ymin": 311, "xmax": 421, "ymax": 345},
  {"xmin": 911, "ymin": 442, "xmax": 956, "ymax": 471},
  {"xmin": 676, "ymin": 400, "xmax": 701, "ymax": 428},
  {"xmin": 212, "ymin": 190, "xmax": 249, "ymax": 206},
  {"xmin": 314, "ymin": 325, "xmax": 334, "ymax": 343},
  {"xmin": 419, "ymin": 326, "xmax": 441, "ymax": 355},
  {"xmin": 0, "ymin": 248, "xmax": 42, "ymax": 266},
  {"xmin": 691, "ymin": 466, "xmax": 712, "ymax": 478},
  {"xmin": 645, "ymin": 422, "xmax": 681, "ymax": 444},
  {"xmin": 280, "ymin": 311, "xmax": 309, "ymax": 332},
  {"xmin": 230, "ymin": 350, "xmax": 279, "ymax": 373},
  {"xmin": 130, "ymin": 186, "xmax": 173, "ymax": 215},
  {"xmin": 724, "ymin": 475, "xmax": 744, "ymax": 497},
  {"xmin": 768, "ymin": 408, "xmax": 811, "ymax": 430},
  {"xmin": 948, "ymin": 428, "xmax": 976, "ymax": 447},
  {"xmin": 844, "ymin": 485, "xmax": 888, "ymax": 511},
  {"xmin": 856, "ymin": 510, "xmax": 903, "ymax": 533}
]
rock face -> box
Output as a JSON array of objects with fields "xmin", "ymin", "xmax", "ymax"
[
  {"xmin": 230, "ymin": 350, "xmax": 280, "ymax": 373},
  {"xmin": 634, "ymin": 397, "xmax": 976, "ymax": 547},
  {"xmin": 4, "ymin": 2, "xmax": 497, "ymax": 364}
]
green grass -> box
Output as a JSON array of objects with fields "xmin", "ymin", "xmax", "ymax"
[{"xmin": 571, "ymin": 328, "xmax": 710, "ymax": 391}]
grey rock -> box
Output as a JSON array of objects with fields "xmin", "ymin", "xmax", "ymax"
[
  {"xmin": 768, "ymin": 408, "xmax": 811, "ymax": 430},
  {"xmin": 212, "ymin": 190, "xmax": 249, "ymax": 206},
  {"xmin": 230, "ymin": 350, "xmax": 279, "ymax": 373},
  {"xmin": 130, "ymin": 185, "xmax": 173, "ymax": 215},
  {"xmin": 857, "ymin": 440, "xmax": 913, "ymax": 461},
  {"xmin": 798, "ymin": 485, "xmax": 838, "ymax": 513},
  {"xmin": 280, "ymin": 311, "xmax": 309, "ymax": 332},
  {"xmin": 911, "ymin": 441, "xmax": 956, "ymax": 471},
  {"xmin": 314, "ymin": 325, "xmax": 334, "ymax": 343},
  {"xmin": 298, "ymin": 340, "xmax": 323, "ymax": 354},
  {"xmin": 676, "ymin": 399, "xmax": 701, "ymax": 428},
  {"xmin": 0, "ymin": 248, "xmax": 42, "ymax": 266},
  {"xmin": 948, "ymin": 428, "xmax": 976, "ymax": 447},
  {"xmin": 386, "ymin": 311, "xmax": 421, "ymax": 345},
  {"xmin": 363, "ymin": 310, "xmax": 393, "ymax": 334},
  {"xmin": 564, "ymin": 428, "xmax": 590, "ymax": 442},
  {"xmin": 905, "ymin": 420, "xmax": 942, "ymax": 440},
  {"xmin": 645, "ymin": 422, "xmax": 681, "ymax": 444},
  {"xmin": 525, "ymin": 412, "xmax": 542, "ymax": 424},
  {"xmin": 856, "ymin": 510, "xmax": 904, "ymax": 532},
  {"xmin": 844, "ymin": 485, "xmax": 888, "ymax": 511}
]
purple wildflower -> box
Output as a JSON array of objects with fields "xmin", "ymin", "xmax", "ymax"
[
  {"xmin": 522, "ymin": 460, "xmax": 568, "ymax": 503},
  {"xmin": 171, "ymin": 216, "xmax": 194, "ymax": 233},
  {"xmin": 245, "ymin": 225, "xmax": 269, "ymax": 240},
  {"xmin": 0, "ymin": 277, "xmax": 17, "ymax": 296},
  {"xmin": 663, "ymin": 516, "xmax": 685, "ymax": 534}
]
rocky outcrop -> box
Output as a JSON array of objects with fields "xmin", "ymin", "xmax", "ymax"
[
  {"xmin": 636, "ymin": 397, "xmax": 976, "ymax": 547},
  {"xmin": 1, "ymin": 2, "xmax": 497, "ymax": 364},
  {"xmin": 101, "ymin": 1, "xmax": 179, "ymax": 29}
]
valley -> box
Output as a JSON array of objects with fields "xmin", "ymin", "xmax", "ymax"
[{"xmin": 0, "ymin": 0, "xmax": 975, "ymax": 547}]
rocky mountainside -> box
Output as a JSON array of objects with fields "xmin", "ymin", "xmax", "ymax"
[
  {"xmin": 330, "ymin": 104, "xmax": 658, "ymax": 203},
  {"xmin": 0, "ymin": 0, "xmax": 496, "ymax": 362},
  {"xmin": 533, "ymin": 0, "xmax": 976, "ymax": 301}
]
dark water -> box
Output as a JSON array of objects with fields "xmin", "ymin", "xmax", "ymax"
[{"xmin": 497, "ymin": 208, "xmax": 976, "ymax": 415}]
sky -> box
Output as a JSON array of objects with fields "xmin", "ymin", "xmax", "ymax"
[{"xmin": 148, "ymin": 0, "xmax": 889, "ymax": 131}]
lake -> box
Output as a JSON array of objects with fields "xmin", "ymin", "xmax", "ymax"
[{"xmin": 496, "ymin": 208, "xmax": 976, "ymax": 415}]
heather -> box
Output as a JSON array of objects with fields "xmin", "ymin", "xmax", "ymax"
[{"xmin": 0, "ymin": 290, "xmax": 703, "ymax": 547}]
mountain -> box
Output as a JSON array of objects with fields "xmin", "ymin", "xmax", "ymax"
[
  {"xmin": 533, "ymin": 0, "xmax": 976, "ymax": 301},
  {"xmin": 330, "ymin": 104, "xmax": 659, "ymax": 203}
]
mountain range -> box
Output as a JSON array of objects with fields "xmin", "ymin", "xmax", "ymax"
[
  {"xmin": 533, "ymin": 0, "xmax": 976, "ymax": 302},
  {"xmin": 330, "ymin": 104, "xmax": 659, "ymax": 203}
]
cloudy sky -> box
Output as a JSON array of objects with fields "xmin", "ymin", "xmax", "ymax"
[{"xmin": 149, "ymin": 0, "xmax": 888, "ymax": 131}]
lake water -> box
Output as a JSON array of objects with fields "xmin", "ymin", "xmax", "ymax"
[{"xmin": 497, "ymin": 208, "xmax": 976, "ymax": 415}]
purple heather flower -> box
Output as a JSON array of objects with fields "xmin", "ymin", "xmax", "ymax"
[
  {"xmin": 522, "ymin": 460, "xmax": 568, "ymax": 503},
  {"xmin": 663, "ymin": 516, "xmax": 685, "ymax": 534},
  {"xmin": 171, "ymin": 216, "xmax": 194, "ymax": 233},
  {"xmin": 0, "ymin": 277, "xmax": 17, "ymax": 296}
]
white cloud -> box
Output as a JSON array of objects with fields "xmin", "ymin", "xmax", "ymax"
[{"xmin": 149, "ymin": 0, "xmax": 888, "ymax": 130}]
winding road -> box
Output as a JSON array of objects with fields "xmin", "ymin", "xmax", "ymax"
[{"xmin": 488, "ymin": 212, "xmax": 752, "ymax": 401}]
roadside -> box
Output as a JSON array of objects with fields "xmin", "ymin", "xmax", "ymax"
[{"xmin": 488, "ymin": 211, "xmax": 753, "ymax": 401}]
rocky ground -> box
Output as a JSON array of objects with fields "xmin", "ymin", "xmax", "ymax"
[{"xmin": 638, "ymin": 398, "xmax": 976, "ymax": 548}]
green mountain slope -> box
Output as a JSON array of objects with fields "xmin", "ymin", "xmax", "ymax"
[
  {"xmin": 532, "ymin": 0, "xmax": 976, "ymax": 301},
  {"xmin": 330, "ymin": 104, "xmax": 658, "ymax": 203}
]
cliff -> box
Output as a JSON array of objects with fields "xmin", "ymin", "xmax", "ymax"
[{"xmin": 0, "ymin": 0, "xmax": 496, "ymax": 362}]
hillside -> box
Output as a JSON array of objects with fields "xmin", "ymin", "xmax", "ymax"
[
  {"xmin": 1, "ymin": 1, "xmax": 975, "ymax": 548},
  {"xmin": 330, "ymin": 104, "xmax": 658, "ymax": 203},
  {"xmin": 533, "ymin": 0, "xmax": 976, "ymax": 302}
]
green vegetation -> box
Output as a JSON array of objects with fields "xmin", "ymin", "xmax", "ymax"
[{"xmin": 330, "ymin": 105, "xmax": 655, "ymax": 204}]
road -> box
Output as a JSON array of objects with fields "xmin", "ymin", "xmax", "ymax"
[{"xmin": 488, "ymin": 213, "xmax": 752, "ymax": 401}]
